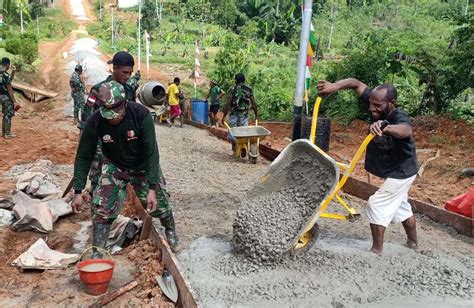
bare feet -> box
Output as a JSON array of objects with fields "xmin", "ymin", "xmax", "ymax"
[
  {"xmin": 370, "ymin": 247, "xmax": 383, "ymax": 255},
  {"xmin": 406, "ymin": 240, "xmax": 418, "ymax": 250}
]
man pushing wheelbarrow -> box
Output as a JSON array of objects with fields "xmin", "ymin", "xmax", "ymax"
[{"xmin": 220, "ymin": 73, "xmax": 259, "ymax": 158}]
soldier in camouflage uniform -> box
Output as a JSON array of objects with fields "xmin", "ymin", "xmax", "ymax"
[
  {"xmin": 221, "ymin": 73, "xmax": 258, "ymax": 152},
  {"xmin": 69, "ymin": 64, "xmax": 85, "ymax": 123},
  {"xmin": 79, "ymin": 51, "xmax": 141, "ymax": 197},
  {"xmin": 0, "ymin": 58, "xmax": 18, "ymax": 139},
  {"xmin": 72, "ymin": 81, "xmax": 179, "ymax": 256}
]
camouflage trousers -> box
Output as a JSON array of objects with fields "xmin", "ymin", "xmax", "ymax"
[
  {"xmin": 1, "ymin": 95, "xmax": 14, "ymax": 136},
  {"xmin": 1, "ymin": 95, "xmax": 14, "ymax": 120},
  {"xmin": 72, "ymin": 92, "xmax": 85, "ymax": 121},
  {"xmin": 92, "ymin": 160, "xmax": 171, "ymax": 224},
  {"xmin": 89, "ymin": 141, "xmax": 103, "ymax": 196}
]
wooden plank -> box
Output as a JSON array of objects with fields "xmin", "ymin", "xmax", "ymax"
[
  {"xmin": 12, "ymin": 81, "xmax": 58, "ymax": 99},
  {"xmin": 126, "ymin": 186, "xmax": 200, "ymax": 308}
]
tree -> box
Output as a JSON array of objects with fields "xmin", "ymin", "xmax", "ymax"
[
  {"xmin": 211, "ymin": 36, "xmax": 249, "ymax": 92},
  {"xmin": 141, "ymin": 0, "xmax": 160, "ymax": 34}
]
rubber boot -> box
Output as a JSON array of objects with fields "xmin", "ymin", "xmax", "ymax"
[
  {"xmin": 159, "ymin": 213, "xmax": 179, "ymax": 252},
  {"xmin": 91, "ymin": 222, "xmax": 111, "ymax": 259},
  {"xmin": 3, "ymin": 122, "xmax": 14, "ymax": 138}
]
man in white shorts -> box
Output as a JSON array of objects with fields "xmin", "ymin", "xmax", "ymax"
[{"xmin": 318, "ymin": 78, "xmax": 418, "ymax": 255}]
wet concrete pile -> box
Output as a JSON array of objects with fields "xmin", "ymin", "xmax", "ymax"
[{"xmin": 232, "ymin": 151, "xmax": 335, "ymax": 263}]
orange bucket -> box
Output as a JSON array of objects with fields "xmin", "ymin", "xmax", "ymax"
[{"xmin": 77, "ymin": 247, "xmax": 115, "ymax": 295}]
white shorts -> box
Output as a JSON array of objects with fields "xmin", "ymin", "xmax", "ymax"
[{"xmin": 367, "ymin": 175, "xmax": 417, "ymax": 227}]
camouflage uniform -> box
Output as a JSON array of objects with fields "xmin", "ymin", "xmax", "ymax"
[
  {"xmin": 69, "ymin": 71, "xmax": 85, "ymax": 122},
  {"xmin": 227, "ymin": 84, "xmax": 254, "ymax": 128},
  {"xmin": 79, "ymin": 72, "xmax": 140, "ymax": 130},
  {"xmin": 79, "ymin": 72, "xmax": 141, "ymax": 195},
  {"xmin": 92, "ymin": 160, "xmax": 171, "ymax": 224},
  {"xmin": 0, "ymin": 69, "xmax": 14, "ymax": 137},
  {"xmin": 74, "ymin": 81, "xmax": 178, "ymax": 255}
]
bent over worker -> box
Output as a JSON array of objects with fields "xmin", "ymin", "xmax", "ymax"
[
  {"xmin": 0, "ymin": 57, "xmax": 18, "ymax": 138},
  {"xmin": 318, "ymin": 78, "xmax": 418, "ymax": 255},
  {"xmin": 72, "ymin": 81, "xmax": 179, "ymax": 256},
  {"xmin": 79, "ymin": 51, "xmax": 141, "ymax": 197}
]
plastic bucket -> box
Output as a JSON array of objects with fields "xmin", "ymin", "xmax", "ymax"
[
  {"xmin": 191, "ymin": 99, "xmax": 208, "ymax": 124},
  {"xmin": 77, "ymin": 247, "xmax": 115, "ymax": 295},
  {"xmin": 138, "ymin": 81, "xmax": 166, "ymax": 107}
]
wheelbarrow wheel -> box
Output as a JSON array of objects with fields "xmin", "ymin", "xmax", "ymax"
[
  {"xmin": 293, "ymin": 223, "xmax": 320, "ymax": 254},
  {"xmin": 250, "ymin": 156, "xmax": 257, "ymax": 164}
]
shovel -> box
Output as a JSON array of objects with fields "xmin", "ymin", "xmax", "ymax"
[{"xmin": 155, "ymin": 270, "xmax": 178, "ymax": 303}]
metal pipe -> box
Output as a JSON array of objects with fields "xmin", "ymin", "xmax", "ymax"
[{"xmin": 291, "ymin": 0, "xmax": 313, "ymax": 140}]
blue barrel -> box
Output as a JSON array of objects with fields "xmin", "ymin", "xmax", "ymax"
[{"xmin": 191, "ymin": 99, "xmax": 209, "ymax": 124}]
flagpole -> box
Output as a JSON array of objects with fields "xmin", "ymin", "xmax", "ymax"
[
  {"xmin": 292, "ymin": 0, "xmax": 312, "ymax": 140},
  {"xmin": 145, "ymin": 31, "xmax": 150, "ymax": 79},
  {"xmin": 138, "ymin": 0, "xmax": 142, "ymax": 72}
]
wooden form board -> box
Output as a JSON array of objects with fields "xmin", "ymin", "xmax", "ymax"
[{"xmin": 126, "ymin": 185, "xmax": 200, "ymax": 308}]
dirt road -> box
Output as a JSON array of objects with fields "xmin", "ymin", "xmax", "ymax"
[{"xmin": 155, "ymin": 124, "xmax": 474, "ymax": 307}]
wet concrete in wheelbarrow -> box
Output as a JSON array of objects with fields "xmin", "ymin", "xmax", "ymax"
[
  {"xmin": 232, "ymin": 149, "xmax": 334, "ymax": 264},
  {"xmin": 154, "ymin": 124, "xmax": 474, "ymax": 307}
]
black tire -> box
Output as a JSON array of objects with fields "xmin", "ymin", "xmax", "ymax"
[
  {"xmin": 251, "ymin": 156, "xmax": 257, "ymax": 164},
  {"xmin": 300, "ymin": 115, "xmax": 331, "ymax": 152}
]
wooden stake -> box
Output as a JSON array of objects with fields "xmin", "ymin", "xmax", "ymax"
[{"xmin": 89, "ymin": 280, "xmax": 138, "ymax": 308}]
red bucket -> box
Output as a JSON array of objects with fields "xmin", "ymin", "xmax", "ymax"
[{"xmin": 77, "ymin": 247, "xmax": 115, "ymax": 295}]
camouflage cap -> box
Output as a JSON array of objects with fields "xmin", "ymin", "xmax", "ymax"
[{"xmin": 97, "ymin": 81, "xmax": 126, "ymax": 120}]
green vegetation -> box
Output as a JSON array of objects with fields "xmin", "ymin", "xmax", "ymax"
[
  {"xmin": 0, "ymin": 1, "xmax": 75, "ymax": 71},
  {"xmin": 88, "ymin": 0, "xmax": 473, "ymax": 123}
]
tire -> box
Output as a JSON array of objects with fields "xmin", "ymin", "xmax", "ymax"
[{"xmin": 300, "ymin": 115, "xmax": 331, "ymax": 152}]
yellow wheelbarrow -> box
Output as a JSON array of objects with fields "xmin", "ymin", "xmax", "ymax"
[
  {"xmin": 247, "ymin": 97, "xmax": 388, "ymax": 252},
  {"xmin": 224, "ymin": 121, "xmax": 271, "ymax": 164}
]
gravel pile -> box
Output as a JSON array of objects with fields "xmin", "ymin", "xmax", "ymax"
[
  {"xmin": 232, "ymin": 150, "xmax": 335, "ymax": 264},
  {"xmin": 232, "ymin": 189, "xmax": 320, "ymax": 264}
]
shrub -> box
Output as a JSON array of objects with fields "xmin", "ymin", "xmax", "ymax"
[{"xmin": 5, "ymin": 33, "xmax": 38, "ymax": 64}]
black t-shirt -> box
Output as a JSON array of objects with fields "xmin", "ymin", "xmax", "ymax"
[
  {"xmin": 361, "ymin": 88, "xmax": 418, "ymax": 179},
  {"xmin": 74, "ymin": 102, "xmax": 160, "ymax": 191}
]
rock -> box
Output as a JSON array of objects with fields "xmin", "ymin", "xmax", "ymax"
[
  {"xmin": 0, "ymin": 209, "xmax": 14, "ymax": 226},
  {"xmin": 0, "ymin": 197, "xmax": 13, "ymax": 209}
]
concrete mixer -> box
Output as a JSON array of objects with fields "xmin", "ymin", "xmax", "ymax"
[{"xmin": 136, "ymin": 81, "xmax": 168, "ymax": 123}]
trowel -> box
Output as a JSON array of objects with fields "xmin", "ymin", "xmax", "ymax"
[{"xmin": 155, "ymin": 270, "xmax": 178, "ymax": 303}]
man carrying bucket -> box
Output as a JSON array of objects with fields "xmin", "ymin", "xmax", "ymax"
[
  {"xmin": 317, "ymin": 78, "xmax": 418, "ymax": 255},
  {"xmin": 72, "ymin": 80, "xmax": 179, "ymax": 257},
  {"xmin": 221, "ymin": 73, "xmax": 258, "ymax": 154}
]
